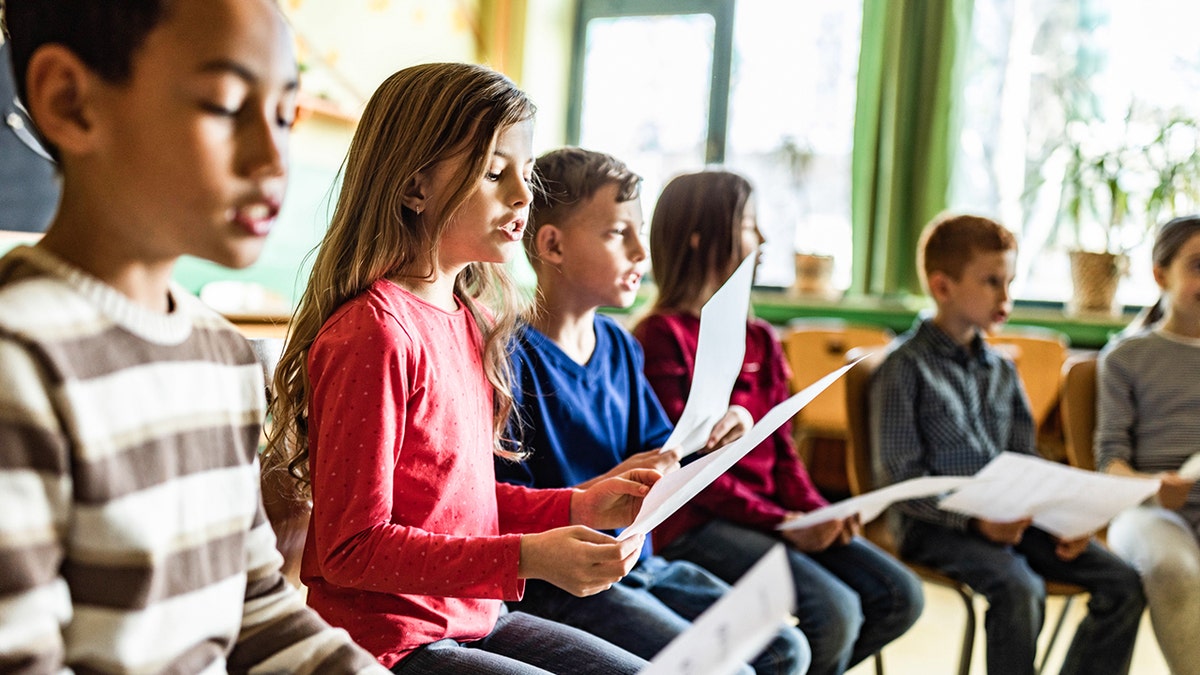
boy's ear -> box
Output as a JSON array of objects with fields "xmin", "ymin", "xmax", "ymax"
[
  {"xmin": 534, "ymin": 224, "xmax": 565, "ymax": 265},
  {"xmin": 927, "ymin": 270, "xmax": 953, "ymax": 302},
  {"xmin": 23, "ymin": 44, "xmax": 99, "ymax": 156},
  {"xmin": 401, "ymin": 171, "xmax": 431, "ymax": 214}
]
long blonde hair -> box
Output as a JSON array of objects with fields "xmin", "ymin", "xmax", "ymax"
[{"xmin": 264, "ymin": 63, "xmax": 534, "ymax": 499}]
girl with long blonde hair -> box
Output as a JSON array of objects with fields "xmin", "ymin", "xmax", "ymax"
[{"xmin": 263, "ymin": 62, "xmax": 654, "ymax": 674}]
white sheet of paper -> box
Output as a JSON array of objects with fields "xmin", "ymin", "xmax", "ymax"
[
  {"xmin": 641, "ymin": 544, "xmax": 794, "ymax": 675},
  {"xmin": 620, "ymin": 361, "xmax": 857, "ymax": 541},
  {"xmin": 777, "ymin": 476, "xmax": 972, "ymax": 530},
  {"xmin": 660, "ymin": 254, "xmax": 756, "ymax": 458},
  {"xmin": 1178, "ymin": 452, "xmax": 1200, "ymax": 480},
  {"xmin": 937, "ymin": 452, "xmax": 1161, "ymax": 540}
]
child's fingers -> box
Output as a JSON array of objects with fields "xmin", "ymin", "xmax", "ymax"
[{"xmin": 613, "ymin": 468, "xmax": 662, "ymax": 492}]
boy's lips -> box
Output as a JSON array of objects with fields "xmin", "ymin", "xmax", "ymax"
[{"xmin": 231, "ymin": 199, "xmax": 281, "ymax": 236}]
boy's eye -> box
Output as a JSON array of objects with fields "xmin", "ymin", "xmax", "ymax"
[{"xmin": 201, "ymin": 101, "xmax": 240, "ymax": 117}]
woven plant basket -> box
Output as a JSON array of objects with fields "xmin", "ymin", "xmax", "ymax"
[{"xmin": 1068, "ymin": 250, "xmax": 1127, "ymax": 316}]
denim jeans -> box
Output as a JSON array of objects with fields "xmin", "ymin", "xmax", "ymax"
[
  {"xmin": 509, "ymin": 555, "xmax": 810, "ymax": 675},
  {"xmin": 390, "ymin": 610, "xmax": 646, "ymax": 674},
  {"xmin": 661, "ymin": 519, "xmax": 923, "ymax": 675},
  {"xmin": 900, "ymin": 519, "xmax": 1145, "ymax": 675}
]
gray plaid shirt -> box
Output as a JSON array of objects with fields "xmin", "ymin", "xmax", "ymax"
[{"xmin": 870, "ymin": 319, "xmax": 1035, "ymax": 531}]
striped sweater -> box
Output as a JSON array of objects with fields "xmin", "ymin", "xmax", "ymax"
[
  {"xmin": 1096, "ymin": 328, "xmax": 1200, "ymax": 527},
  {"xmin": 0, "ymin": 246, "xmax": 386, "ymax": 674}
]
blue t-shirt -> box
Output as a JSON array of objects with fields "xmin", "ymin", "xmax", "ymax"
[{"xmin": 496, "ymin": 315, "xmax": 674, "ymax": 556}]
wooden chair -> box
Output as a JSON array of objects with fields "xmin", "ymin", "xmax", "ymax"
[
  {"xmin": 985, "ymin": 327, "xmax": 1070, "ymax": 433},
  {"xmin": 248, "ymin": 337, "xmax": 311, "ymax": 590},
  {"xmin": 1059, "ymin": 353, "xmax": 1099, "ymax": 472},
  {"xmin": 843, "ymin": 347, "xmax": 1085, "ymax": 675},
  {"xmin": 781, "ymin": 320, "xmax": 892, "ymax": 492}
]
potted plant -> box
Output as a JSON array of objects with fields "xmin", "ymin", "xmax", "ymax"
[{"xmin": 1055, "ymin": 107, "xmax": 1200, "ymax": 315}]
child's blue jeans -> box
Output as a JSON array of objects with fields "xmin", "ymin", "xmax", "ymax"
[
  {"xmin": 391, "ymin": 609, "xmax": 645, "ymax": 674},
  {"xmin": 509, "ymin": 554, "xmax": 811, "ymax": 675},
  {"xmin": 660, "ymin": 518, "xmax": 924, "ymax": 675},
  {"xmin": 899, "ymin": 518, "xmax": 1145, "ymax": 675}
]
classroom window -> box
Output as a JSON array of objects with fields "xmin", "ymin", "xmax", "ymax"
[
  {"xmin": 570, "ymin": 0, "xmax": 862, "ymax": 290},
  {"xmin": 950, "ymin": 0, "xmax": 1200, "ymax": 307}
]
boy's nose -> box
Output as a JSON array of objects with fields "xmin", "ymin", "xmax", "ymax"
[
  {"xmin": 239, "ymin": 112, "xmax": 288, "ymax": 180},
  {"xmin": 630, "ymin": 234, "xmax": 648, "ymax": 261}
]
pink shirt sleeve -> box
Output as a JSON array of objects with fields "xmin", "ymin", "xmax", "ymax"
[{"xmin": 496, "ymin": 481, "xmax": 573, "ymax": 534}]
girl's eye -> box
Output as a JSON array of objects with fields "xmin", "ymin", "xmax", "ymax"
[{"xmin": 485, "ymin": 172, "xmax": 502, "ymax": 182}]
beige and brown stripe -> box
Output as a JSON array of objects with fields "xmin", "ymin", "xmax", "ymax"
[{"xmin": 0, "ymin": 246, "xmax": 385, "ymax": 674}]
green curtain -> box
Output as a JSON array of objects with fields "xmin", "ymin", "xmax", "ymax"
[{"xmin": 851, "ymin": 0, "xmax": 974, "ymax": 298}]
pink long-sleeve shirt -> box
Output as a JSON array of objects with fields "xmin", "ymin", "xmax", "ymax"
[
  {"xmin": 633, "ymin": 312, "xmax": 828, "ymax": 550},
  {"xmin": 301, "ymin": 280, "xmax": 573, "ymax": 667}
]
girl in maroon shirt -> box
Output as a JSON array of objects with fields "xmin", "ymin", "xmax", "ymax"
[{"xmin": 632, "ymin": 170, "xmax": 922, "ymax": 675}]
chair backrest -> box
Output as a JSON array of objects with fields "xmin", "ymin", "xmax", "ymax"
[
  {"xmin": 782, "ymin": 320, "xmax": 893, "ymax": 437},
  {"xmin": 246, "ymin": 336, "xmax": 310, "ymax": 588},
  {"xmin": 1060, "ymin": 353, "xmax": 1099, "ymax": 472},
  {"xmin": 985, "ymin": 327, "xmax": 1069, "ymax": 430},
  {"xmin": 843, "ymin": 346, "xmax": 890, "ymax": 496}
]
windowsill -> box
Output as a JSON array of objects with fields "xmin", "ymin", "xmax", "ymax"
[
  {"xmin": 749, "ymin": 289, "xmax": 1135, "ymax": 350},
  {"xmin": 602, "ymin": 287, "xmax": 1136, "ymax": 350}
]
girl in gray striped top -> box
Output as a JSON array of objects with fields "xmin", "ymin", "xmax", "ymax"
[{"xmin": 1097, "ymin": 215, "xmax": 1200, "ymax": 675}]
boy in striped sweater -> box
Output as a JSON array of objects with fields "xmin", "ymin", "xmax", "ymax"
[{"xmin": 0, "ymin": 1, "xmax": 387, "ymax": 672}]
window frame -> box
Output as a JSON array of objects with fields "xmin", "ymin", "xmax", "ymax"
[{"xmin": 567, "ymin": 0, "xmax": 735, "ymax": 164}]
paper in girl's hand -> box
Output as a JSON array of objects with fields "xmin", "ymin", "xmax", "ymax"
[
  {"xmin": 1177, "ymin": 453, "xmax": 1200, "ymax": 481},
  {"xmin": 620, "ymin": 360, "xmax": 858, "ymax": 541},
  {"xmin": 659, "ymin": 254, "xmax": 756, "ymax": 457}
]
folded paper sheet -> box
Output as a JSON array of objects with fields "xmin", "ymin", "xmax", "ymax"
[
  {"xmin": 660, "ymin": 254, "xmax": 755, "ymax": 457},
  {"xmin": 619, "ymin": 361, "xmax": 857, "ymax": 541},
  {"xmin": 641, "ymin": 544, "xmax": 795, "ymax": 675},
  {"xmin": 777, "ymin": 476, "xmax": 972, "ymax": 530},
  {"xmin": 937, "ymin": 452, "xmax": 1160, "ymax": 540}
]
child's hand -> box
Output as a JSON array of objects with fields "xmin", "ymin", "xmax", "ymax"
[
  {"xmin": 835, "ymin": 513, "xmax": 862, "ymax": 546},
  {"xmin": 971, "ymin": 517, "xmax": 1032, "ymax": 545},
  {"xmin": 1156, "ymin": 473, "xmax": 1196, "ymax": 511},
  {"xmin": 518, "ymin": 526, "xmax": 645, "ymax": 596},
  {"xmin": 780, "ymin": 516, "xmax": 845, "ymax": 552},
  {"xmin": 1054, "ymin": 535, "xmax": 1091, "ymax": 561},
  {"xmin": 570, "ymin": 469, "xmax": 661, "ymax": 530},
  {"xmin": 703, "ymin": 405, "xmax": 754, "ymax": 452},
  {"xmin": 621, "ymin": 447, "xmax": 683, "ymax": 475}
]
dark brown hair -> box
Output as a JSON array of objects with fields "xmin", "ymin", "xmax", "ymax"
[
  {"xmin": 3, "ymin": 0, "xmax": 177, "ymax": 159},
  {"xmin": 525, "ymin": 146, "xmax": 640, "ymax": 265},
  {"xmin": 1126, "ymin": 214, "xmax": 1200, "ymax": 331},
  {"xmin": 648, "ymin": 170, "xmax": 753, "ymax": 312}
]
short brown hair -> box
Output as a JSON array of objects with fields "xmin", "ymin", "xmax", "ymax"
[
  {"xmin": 526, "ymin": 147, "xmax": 640, "ymax": 264},
  {"xmin": 918, "ymin": 212, "xmax": 1017, "ymax": 291}
]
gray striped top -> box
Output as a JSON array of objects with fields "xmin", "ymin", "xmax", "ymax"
[{"xmin": 1096, "ymin": 328, "xmax": 1200, "ymax": 523}]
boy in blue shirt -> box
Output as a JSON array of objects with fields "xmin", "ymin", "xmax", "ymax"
[
  {"xmin": 871, "ymin": 213, "xmax": 1145, "ymax": 675},
  {"xmin": 496, "ymin": 147, "xmax": 809, "ymax": 674}
]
